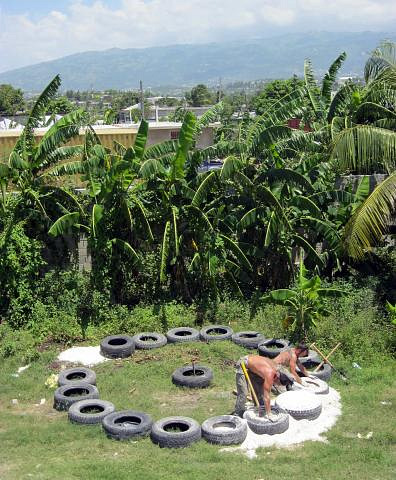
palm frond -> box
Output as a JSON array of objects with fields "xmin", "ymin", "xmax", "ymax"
[
  {"xmin": 304, "ymin": 59, "xmax": 321, "ymax": 113},
  {"xmin": 48, "ymin": 212, "xmax": 80, "ymax": 236},
  {"xmin": 220, "ymin": 155, "xmax": 243, "ymax": 180},
  {"xmin": 365, "ymin": 41, "xmax": 396, "ymax": 83},
  {"xmin": 331, "ymin": 125, "xmax": 396, "ymax": 173},
  {"xmin": 133, "ymin": 119, "xmax": 149, "ymax": 161},
  {"xmin": 321, "ymin": 52, "xmax": 347, "ymax": 107},
  {"xmin": 191, "ymin": 171, "xmax": 217, "ymax": 207},
  {"xmin": 171, "ymin": 112, "xmax": 196, "ymax": 181},
  {"xmin": 343, "ymin": 172, "xmax": 396, "ymax": 259},
  {"xmin": 34, "ymin": 109, "xmax": 88, "ymax": 168},
  {"xmin": 160, "ymin": 221, "xmax": 171, "ymax": 283},
  {"xmin": 14, "ymin": 75, "xmax": 61, "ymax": 155},
  {"xmin": 112, "ymin": 239, "xmax": 140, "ymax": 265},
  {"xmin": 220, "ymin": 234, "xmax": 252, "ymax": 271}
]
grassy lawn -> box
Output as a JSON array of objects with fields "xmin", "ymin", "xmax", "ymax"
[{"xmin": 0, "ymin": 340, "xmax": 395, "ymax": 480}]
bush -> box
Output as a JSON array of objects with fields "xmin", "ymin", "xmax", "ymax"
[{"xmin": 0, "ymin": 323, "xmax": 39, "ymax": 363}]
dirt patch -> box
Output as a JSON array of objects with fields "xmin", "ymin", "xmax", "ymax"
[{"xmin": 154, "ymin": 390, "xmax": 202, "ymax": 409}]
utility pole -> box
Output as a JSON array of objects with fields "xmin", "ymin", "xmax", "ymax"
[{"xmin": 139, "ymin": 80, "xmax": 144, "ymax": 120}]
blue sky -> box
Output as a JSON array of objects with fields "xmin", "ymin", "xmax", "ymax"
[{"xmin": 0, "ymin": 0, "xmax": 395, "ymax": 73}]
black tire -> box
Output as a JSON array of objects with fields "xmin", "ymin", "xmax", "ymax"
[
  {"xmin": 53, "ymin": 383, "xmax": 100, "ymax": 412},
  {"xmin": 100, "ymin": 335, "xmax": 135, "ymax": 359},
  {"xmin": 244, "ymin": 406, "xmax": 289, "ymax": 435},
  {"xmin": 201, "ymin": 415, "xmax": 247, "ymax": 445},
  {"xmin": 132, "ymin": 332, "xmax": 167, "ymax": 350},
  {"xmin": 200, "ymin": 325, "xmax": 233, "ymax": 342},
  {"xmin": 297, "ymin": 358, "xmax": 332, "ymax": 382},
  {"xmin": 68, "ymin": 399, "xmax": 115, "ymax": 424},
  {"xmin": 275, "ymin": 391, "xmax": 322, "ymax": 420},
  {"xmin": 102, "ymin": 410, "xmax": 153, "ymax": 441},
  {"xmin": 58, "ymin": 367, "xmax": 96, "ymax": 387},
  {"xmin": 166, "ymin": 327, "xmax": 200, "ymax": 343},
  {"xmin": 298, "ymin": 349, "xmax": 321, "ymax": 363},
  {"xmin": 232, "ymin": 331, "xmax": 266, "ymax": 349},
  {"xmin": 172, "ymin": 365, "xmax": 213, "ymax": 388},
  {"xmin": 257, "ymin": 338, "xmax": 290, "ymax": 358},
  {"xmin": 150, "ymin": 416, "xmax": 201, "ymax": 448}
]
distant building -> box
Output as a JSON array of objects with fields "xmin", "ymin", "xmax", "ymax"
[{"xmin": 0, "ymin": 121, "xmax": 217, "ymax": 162}]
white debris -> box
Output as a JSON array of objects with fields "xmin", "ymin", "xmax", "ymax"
[
  {"xmin": 35, "ymin": 398, "xmax": 46, "ymax": 406},
  {"xmin": 275, "ymin": 390, "xmax": 322, "ymax": 412},
  {"xmin": 221, "ymin": 386, "xmax": 341, "ymax": 458},
  {"xmin": 380, "ymin": 401, "xmax": 391, "ymax": 406},
  {"xmin": 11, "ymin": 399, "xmax": 18, "ymax": 405},
  {"xmin": 57, "ymin": 346, "xmax": 108, "ymax": 366},
  {"xmin": 18, "ymin": 364, "xmax": 31, "ymax": 373}
]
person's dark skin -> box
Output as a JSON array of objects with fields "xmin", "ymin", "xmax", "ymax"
[
  {"xmin": 245, "ymin": 355, "xmax": 282, "ymax": 416},
  {"xmin": 272, "ymin": 347, "xmax": 310, "ymax": 384}
]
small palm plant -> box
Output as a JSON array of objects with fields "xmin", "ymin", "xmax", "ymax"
[{"xmin": 262, "ymin": 252, "xmax": 344, "ymax": 340}]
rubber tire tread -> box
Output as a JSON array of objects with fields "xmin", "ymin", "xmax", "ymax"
[
  {"xmin": 132, "ymin": 332, "xmax": 167, "ymax": 350},
  {"xmin": 298, "ymin": 359, "xmax": 332, "ymax": 382},
  {"xmin": 172, "ymin": 365, "xmax": 213, "ymax": 388},
  {"xmin": 58, "ymin": 367, "xmax": 96, "ymax": 387},
  {"xmin": 53, "ymin": 383, "xmax": 99, "ymax": 411},
  {"xmin": 244, "ymin": 407, "xmax": 289, "ymax": 435},
  {"xmin": 166, "ymin": 327, "xmax": 200, "ymax": 343},
  {"xmin": 201, "ymin": 415, "xmax": 247, "ymax": 445},
  {"xmin": 150, "ymin": 416, "xmax": 201, "ymax": 448},
  {"xmin": 232, "ymin": 331, "xmax": 266, "ymax": 349},
  {"xmin": 257, "ymin": 338, "xmax": 290, "ymax": 358},
  {"xmin": 102, "ymin": 410, "xmax": 153, "ymax": 440},
  {"xmin": 200, "ymin": 325, "xmax": 233, "ymax": 342},
  {"xmin": 68, "ymin": 399, "xmax": 115, "ymax": 424},
  {"xmin": 100, "ymin": 335, "xmax": 135, "ymax": 359}
]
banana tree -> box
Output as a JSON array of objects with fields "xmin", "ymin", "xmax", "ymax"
[
  {"xmin": 48, "ymin": 120, "xmax": 151, "ymax": 296},
  {"xmin": 262, "ymin": 253, "xmax": 345, "ymax": 341},
  {"xmin": 1, "ymin": 75, "xmax": 87, "ymax": 220}
]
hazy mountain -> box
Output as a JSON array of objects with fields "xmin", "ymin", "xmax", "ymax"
[{"xmin": 0, "ymin": 31, "xmax": 394, "ymax": 91}]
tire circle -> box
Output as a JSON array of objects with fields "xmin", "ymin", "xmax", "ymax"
[
  {"xmin": 201, "ymin": 415, "xmax": 247, "ymax": 445},
  {"xmin": 53, "ymin": 383, "xmax": 100, "ymax": 412},
  {"xmin": 58, "ymin": 367, "xmax": 96, "ymax": 387},
  {"xmin": 68, "ymin": 399, "xmax": 115, "ymax": 424},
  {"xmin": 275, "ymin": 391, "xmax": 322, "ymax": 420},
  {"xmin": 257, "ymin": 338, "xmax": 290, "ymax": 358},
  {"xmin": 232, "ymin": 331, "xmax": 266, "ymax": 349},
  {"xmin": 132, "ymin": 332, "xmax": 167, "ymax": 350},
  {"xmin": 200, "ymin": 325, "xmax": 233, "ymax": 342},
  {"xmin": 172, "ymin": 365, "xmax": 213, "ymax": 388},
  {"xmin": 166, "ymin": 327, "xmax": 200, "ymax": 343},
  {"xmin": 243, "ymin": 406, "xmax": 289, "ymax": 435},
  {"xmin": 150, "ymin": 416, "xmax": 201, "ymax": 448},
  {"xmin": 102, "ymin": 410, "xmax": 153, "ymax": 441},
  {"xmin": 100, "ymin": 335, "xmax": 135, "ymax": 359}
]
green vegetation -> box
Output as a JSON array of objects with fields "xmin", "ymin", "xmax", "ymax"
[
  {"xmin": 0, "ymin": 41, "xmax": 395, "ymax": 480},
  {"xmin": 0, "ymin": 83, "xmax": 24, "ymax": 114}
]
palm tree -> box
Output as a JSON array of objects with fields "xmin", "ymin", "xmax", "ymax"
[{"xmin": 329, "ymin": 42, "xmax": 396, "ymax": 259}]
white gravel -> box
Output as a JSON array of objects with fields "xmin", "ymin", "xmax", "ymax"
[
  {"xmin": 57, "ymin": 346, "xmax": 108, "ymax": 366},
  {"xmin": 221, "ymin": 386, "xmax": 341, "ymax": 458}
]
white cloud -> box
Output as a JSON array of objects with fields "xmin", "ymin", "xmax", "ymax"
[{"xmin": 0, "ymin": 0, "xmax": 395, "ymax": 72}]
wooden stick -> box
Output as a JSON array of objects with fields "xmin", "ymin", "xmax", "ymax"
[
  {"xmin": 313, "ymin": 342, "xmax": 341, "ymax": 372},
  {"xmin": 310, "ymin": 343, "xmax": 336, "ymax": 369},
  {"xmin": 241, "ymin": 361, "xmax": 260, "ymax": 408}
]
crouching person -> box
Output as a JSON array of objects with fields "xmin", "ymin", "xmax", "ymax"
[{"xmin": 234, "ymin": 355, "xmax": 294, "ymax": 419}]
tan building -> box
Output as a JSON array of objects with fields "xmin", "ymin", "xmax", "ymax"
[{"xmin": 0, "ymin": 122, "xmax": 216, "ymax": 162}]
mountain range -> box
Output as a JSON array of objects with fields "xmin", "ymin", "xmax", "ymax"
[{"xmin": 0, "ymin": 31, "xmax": 394, "ymax": 91}]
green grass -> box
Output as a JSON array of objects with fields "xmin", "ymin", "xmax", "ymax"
[{"xmin": 0, "ymin": 341, "xmax": 395, "ymax": 480}]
